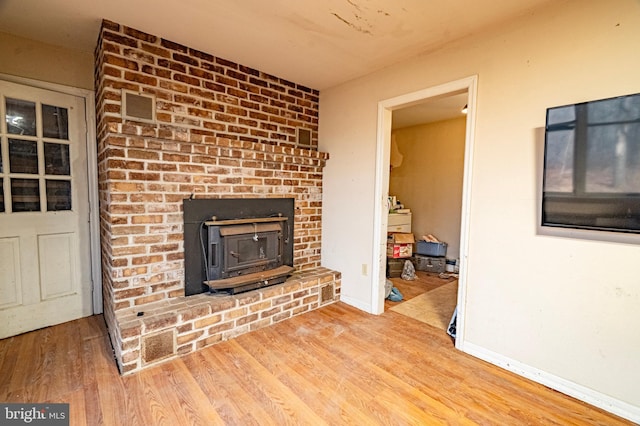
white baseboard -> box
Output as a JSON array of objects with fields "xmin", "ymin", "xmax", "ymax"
[
  {"xmin": 460, "ymin": 341, "xmax": 640, "ymax": 424},
  {"xmin": 339, "ymin": 295, "xmax": 372, "ymax": 314}
]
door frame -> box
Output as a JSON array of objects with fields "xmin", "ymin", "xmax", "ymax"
[
  {"xmin": 1, "ymin": 73, "xmax": 102, "ymax": 314},
  {"xmin": 372, "ymin": 75, "xmax": 477, "ymax": 349}
]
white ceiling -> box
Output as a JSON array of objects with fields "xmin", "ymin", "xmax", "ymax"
[
  {"xmin": 0, "ymin": 0, "xmax": 552, "ymax": 91},
  {"xmin": 0, "ymin": 0, "xmax": 551, "ymax": 126},
  {"xmin": 392, "ymin": 92, "xmax": 468, "ymax": 129}
]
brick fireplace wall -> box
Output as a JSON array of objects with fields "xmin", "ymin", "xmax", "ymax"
[{"xmin": 95, "ymin": 20, "xmax": 340, "ymax": 374}]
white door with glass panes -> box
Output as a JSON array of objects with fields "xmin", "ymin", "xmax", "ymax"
[{"xmin": 0, "ymin": 80, "xmax": 92, "ymax": 339}]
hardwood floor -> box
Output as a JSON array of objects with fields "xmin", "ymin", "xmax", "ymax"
[
  {"xmin": 384, "ymin": 270, "xmax": 457, "ymax": 311},
  {"xmin": 0, "ymin": 298, "xmax": 632, "ymax": 425}
]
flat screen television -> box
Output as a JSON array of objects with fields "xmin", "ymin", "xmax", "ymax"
[{"xmin": 542, "ymin": 92, "xmax": 640, "ymax": 234}]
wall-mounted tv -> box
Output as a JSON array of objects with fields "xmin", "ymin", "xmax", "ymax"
[{"xmin": 542, "ymin": 92, "xmax": 640, "ymax": 234}]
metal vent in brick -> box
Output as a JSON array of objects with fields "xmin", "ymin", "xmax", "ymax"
[
  {"xmin": 321, "ymin": 284, "xmax": 334, "ymax": 304},
  {"xmin": 297, "ymin": 127, "xmax": 312, "ymax": 148},
  {"xmin": 122, "ymin": 90, "xmax": 155, "ymax": 123}
]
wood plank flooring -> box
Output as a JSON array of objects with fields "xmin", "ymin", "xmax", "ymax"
[
  {"xmin": 384, "ymin": 270, "xmax": 457, "ymax": 311},
  {"xmin": 0, "ymin": 295, "xmax": 633, "ymax": 425}
]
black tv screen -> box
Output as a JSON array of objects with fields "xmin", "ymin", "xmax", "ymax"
[{"xmin": 542, "ymin": 92, "xmax": 640, "ymax": 233}]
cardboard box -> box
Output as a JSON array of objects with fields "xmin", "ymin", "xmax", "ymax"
[{"xmin": 387, "ymin": 233, "xmax": 415, "ymax": 258}]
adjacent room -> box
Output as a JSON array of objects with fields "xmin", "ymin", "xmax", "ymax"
[
  {"xmin": 0, "ymin": 0, "xmax": 639, "ymax": 424},
  {"xmin": 384, "ymin": 93, "xmax": 466, "ymax": 333}
]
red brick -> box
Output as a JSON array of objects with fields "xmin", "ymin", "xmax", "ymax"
[
  {"xmin": 103, "ymin": 54, "xmax": 139, "ymax": 71},
  {"xmin": 103, "ymin": 31, "xmax": 138, "ymax": 48},
  {"xmin": 160, "ymin": 38, "xmax": 188, "ymax": 53},
  {"xmin": 97, "ymin": 20, "xmax": 328, "ymax": 372},
  {"xmin": 189, "ymin": 48, "xmax": 214, "ymax": 62},
  {"xmin": 140, "ymin": 42, "xmax": 170, "ymax": 58},
  {"xmin": 115, "ymin": 287, "xmax": 146, "ymax": 300},
  {"xmin": 134, "ymin": 293, "xmax": 165, "ymax": 305},
  {"xmin": 132, "ymin": 255, "xmax": 164, "ymax": 265},
  {"xmin": 174, "ymin": 73, "xmax": 201, "ymax": 87},
  {"xmin": 124, "ymin": 71, "xmax": 157, "ymax": 86}
]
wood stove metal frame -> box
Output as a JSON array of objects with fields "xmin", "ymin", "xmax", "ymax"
[{"xmin": 183, "ymin": 198, "xmax": 295, "ymax": 296}]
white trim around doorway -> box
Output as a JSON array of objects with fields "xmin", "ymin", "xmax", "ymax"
[{"xmin": 372, "ymin": 75, "xmax": 478, "ymax": 350}]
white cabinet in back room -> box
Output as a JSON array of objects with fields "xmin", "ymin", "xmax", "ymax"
[{"xmin": 388, "ymin": 213, "xmax": 412, "ymax": 233}]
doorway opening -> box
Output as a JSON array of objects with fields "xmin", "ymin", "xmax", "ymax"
[{"xmin": 372, "ymin": 76, "xmax": 477, "ymax": 349}]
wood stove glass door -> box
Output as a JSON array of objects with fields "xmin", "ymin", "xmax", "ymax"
[{"xmin": 224, "ymin": 231, "xmax": 281, "ymax": 275}]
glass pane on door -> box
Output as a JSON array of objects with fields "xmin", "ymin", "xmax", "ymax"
[
  {"xmin": 9, "ymin": 139, "xmax": 38, "ymax": 174},
  {"xmin": 44, "ymin": 143, "xmax": 70, "ymax": 175},
  {"xmin": 6, "ymin": 98, "xmax": 36, "ymax": 136},
  {"xmin": 46, "ymin": 180, "xmax": 71, "ymax": 211},
  {"xmin": 11, "ymin": 178, "xmax": 40, "ymax": 212},
  {"xmin": 42, "ymin": 104, "xmax": 69, "ymax": 139}
]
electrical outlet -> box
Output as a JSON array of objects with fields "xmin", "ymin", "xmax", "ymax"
[{"xmin": 361, "ymin": 263, "xmax": 368, "ymax": 276}]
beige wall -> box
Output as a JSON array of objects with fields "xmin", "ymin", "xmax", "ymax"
[
  {"xmin": 0, "ymin": 31, "xmax": 94, "ymax": 90},
  {"xmin": 390, "ymin": 117, "xmax": 466, "ymax": 259},
  {"xmin": 320, "ymin": 0, "xmax": 640, "ymax": 418}
]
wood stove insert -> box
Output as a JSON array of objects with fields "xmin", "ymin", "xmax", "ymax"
[
  {"xmin": 203, "ymin": 216, "xmax": 294, "ymax": 293},
  {"xmin": 183, "ymin": 198, "xmax": 295, "ymax": 296}
]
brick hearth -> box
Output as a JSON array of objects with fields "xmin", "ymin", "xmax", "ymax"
[
  {"xmin": 95, "ymin": 20, "xmax": 340, "ymax": 374},
  {"xmin": 117, "ymin": 268, "xmax": 340, "ymax": 370}
]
